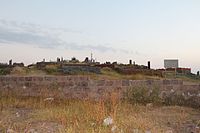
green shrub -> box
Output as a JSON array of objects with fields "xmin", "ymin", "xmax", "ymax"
[
  {"xmin": 126, "ymin": 86, "xmax": 200, "ymax": 108},
  {"xmin": 0, "ymin": 68, "xmax": 11, "ymax": 75},
  {"xmin": 44, "ymin": 65, "xmax": 58, "ymax": 74},
  {"xmin": 125, "ymin": 85, "xmax": 162, "ymax": 105},
  {"xmin": 164, "ymin": 94, "xmax": 200, "ymax": 108}
]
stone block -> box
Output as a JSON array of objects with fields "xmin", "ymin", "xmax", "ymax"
[
  {"xmin": 31, "ymin": 77, "xmax": 38, "ymax": 81},
  {"xmin": 65, "ymin": 76, "xmax": 73, "ymax": 81},
  {"xmin": 113, "ymin": 80, "xmax": 122, "ymax": 86},
  {"xmin": 122, "ymin": 80, "xmax": 130, "ymax": 86},
  {"xmin": 24, "ymin": 82, "xmax": 31, "ymax": 87},
  {"xmin": 25, "ymin": 77, "xmax": 32, "ymax": 81},
  {"xmin": 18, "ymin": 77, "xmax": 25, "ymax": 82},
  {"xmin": 163, "ymin": 80, "xmax": 170, "ymax": 85},
  {"xmin": 166, "ymin": 85, "xmax": 173, "ymax": 90},
  {"xmin": 57, "ymin": 77, "xmax": 65, "ymax": 82},
  {"xmin": 0, "ymin": 76, "xmax": 3, "ymax": 82},
  {"xmin": 145, "ymin": 80, "xmax": 153, "ymax": 85},
  {"xmin": 75, "ymin": 81, "xmax": 88, "ymax": 87},
  {"xmin": 63, "ymin": 82, "xmax": 73, "ymax": 87},
  {"xmin": 82, "ymin": 87, "xmax": 90, "ymax": 91},
  {"xmin": 37, "ymin": 77, "xmax": 44, "ymax": 82},
  {"xmin": 105, "ymin": 81, "xmax": 114, "ymax": 86},
  {"xmin": 97, "ymin": 80, "xmax": 105, "ymax": 86},
  {"xmin": 10, "ymin": 77, "xmax": 17, "ymax": 82},
  {"xmin": 171, "ymin": 80, "xmax": 179, "ymax": 85},
  {"xmin": 130, "ymin": 80, "xmax": 141, "ymax": 87},
  {"xmin": 5, "ymin": 77, "xmax": 11, "ymax": 81},
  {"xmin": 79, "ymin": 76, "xmax": 88, "ymax": 80},
  {"xmin": 80, "ymin": 81, "xmax": 88, "ymax": 87},
  {"xmin": 178, "ymin": 80, "xmax": 183, "ymax": 85},
  {"xmin": 44, "ymin": 76, "xmax": 53, "ymax": 81}
]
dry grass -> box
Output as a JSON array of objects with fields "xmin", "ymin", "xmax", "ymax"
[
  {"xmin": 98, "ymin": 67, "xmax": 162, "ymax": 80},
  {"xmin": 0, "ymin": 91, "xmax": 200, "ymax": 133},
  {"xmin": 9, "ymin": 66, "xmax": 46, "ymax": 76}
]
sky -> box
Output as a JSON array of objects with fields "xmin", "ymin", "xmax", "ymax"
[{"xmin": 0, "ymin": 0, "xmax": 200, "ymax": 73}]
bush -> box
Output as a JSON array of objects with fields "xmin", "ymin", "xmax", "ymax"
[
  {"xmin": 125, "ymin": 86, "xmax": 162, "ymax": 105},
  {"xmin": 0, "ymin": 68, "xmax": 11, "ymax": 75},
  {"xmin": 44, "ymin": 65, "xmax": 58, "ymax": 74},
  {"xmin": 164, "ymin": 94, "xmax": 200, "ymax": 108},
  {"xmin": 124, "ymin": 85, "xmax": 200, "ymax": 108}
]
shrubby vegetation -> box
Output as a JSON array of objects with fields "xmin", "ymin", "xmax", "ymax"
[
  {"xmin": 0, "ymin": 68, "xmax": 11, "ymax": 75},
  {"xmin": 125, "ymin": 86, "xmax": 200, "ymax": 108},
  {"xmin": 164, "ymin": 94, "xmax": 200, "ymax": 108},
  {"xmin": 44, "ymin": 65, "xmax": 59, "ymax": 74},
  {"xmin": 125, "ymin": 86, "xmax": 162, "ymax": 105}
]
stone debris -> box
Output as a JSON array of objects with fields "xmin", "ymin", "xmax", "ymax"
[
  {"xmin": 111, "ymin": 125, "xmax": 117, "ymax": 132},
  {"xmin": 170, "ymin": 89, "xmax": 175, "ymax": 93},
  {"xmin": 187, "ymin": 92, "xmax": 194, "ymax": 97},
  {"xmin": 16, "ymin": 112, "xmax": 20, "ymax": 117},
  {"xmin": 103, "ymin": 116, "xmax": 113, "ymax": 126},
  {"xmin": 91, "ymin": 122, "xmax": 95, "ymax": 126},
  {"xmin": 23, "ymin": 85, "xmax": 26, "ymax": 89},
  {"xmin": 146, "ymin": 103, "xmax": 153, "ymax": 108},
  {"xmin": 43, "ymin": 97, "xmax": 54, "ymax": 102}
]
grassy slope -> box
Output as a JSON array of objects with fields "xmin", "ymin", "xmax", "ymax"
[
  {"xmin": 97, "ymin": 67, "xmax": 162, "ymax": 80},
  {"xmin": 7, "ymin": 66, "xmax": 200, "ymax": 83}
]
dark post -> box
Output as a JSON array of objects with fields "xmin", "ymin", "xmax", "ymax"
[
  {"xmin": 148, "ymin": 61, "xmax": 150, "ymax": 69},
  {"xmin": 129, "ymin": 60, "xmax": 132, "ymax": 65},
  {"xmin": 57, "ymin": 57, "xmax": 60, "ymax": 62},
  {"xmin": 84, "ymin": 57, "xmax": 89, "ymax": 63},
  {"xmin": 9, "ymin": 59, "xmax": 12, "ymax": 66},
  {"xmin": 197, "ymin": 71, "xmax": 199, "ymax": 76}
]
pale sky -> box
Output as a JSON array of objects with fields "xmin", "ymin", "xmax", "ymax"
[{"xmin": 0, "ymin": 0, "xmax": 200, "ymax": 73}]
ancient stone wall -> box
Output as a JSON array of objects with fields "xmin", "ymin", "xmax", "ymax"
[{"xmin": 0, "ymin": 76, "xmax": 200, "ymax": 105}]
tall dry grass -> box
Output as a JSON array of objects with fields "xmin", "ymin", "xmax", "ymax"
[{"xmin": 0, "ymin": 88, "xmax": 199, "ymax": 133}]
